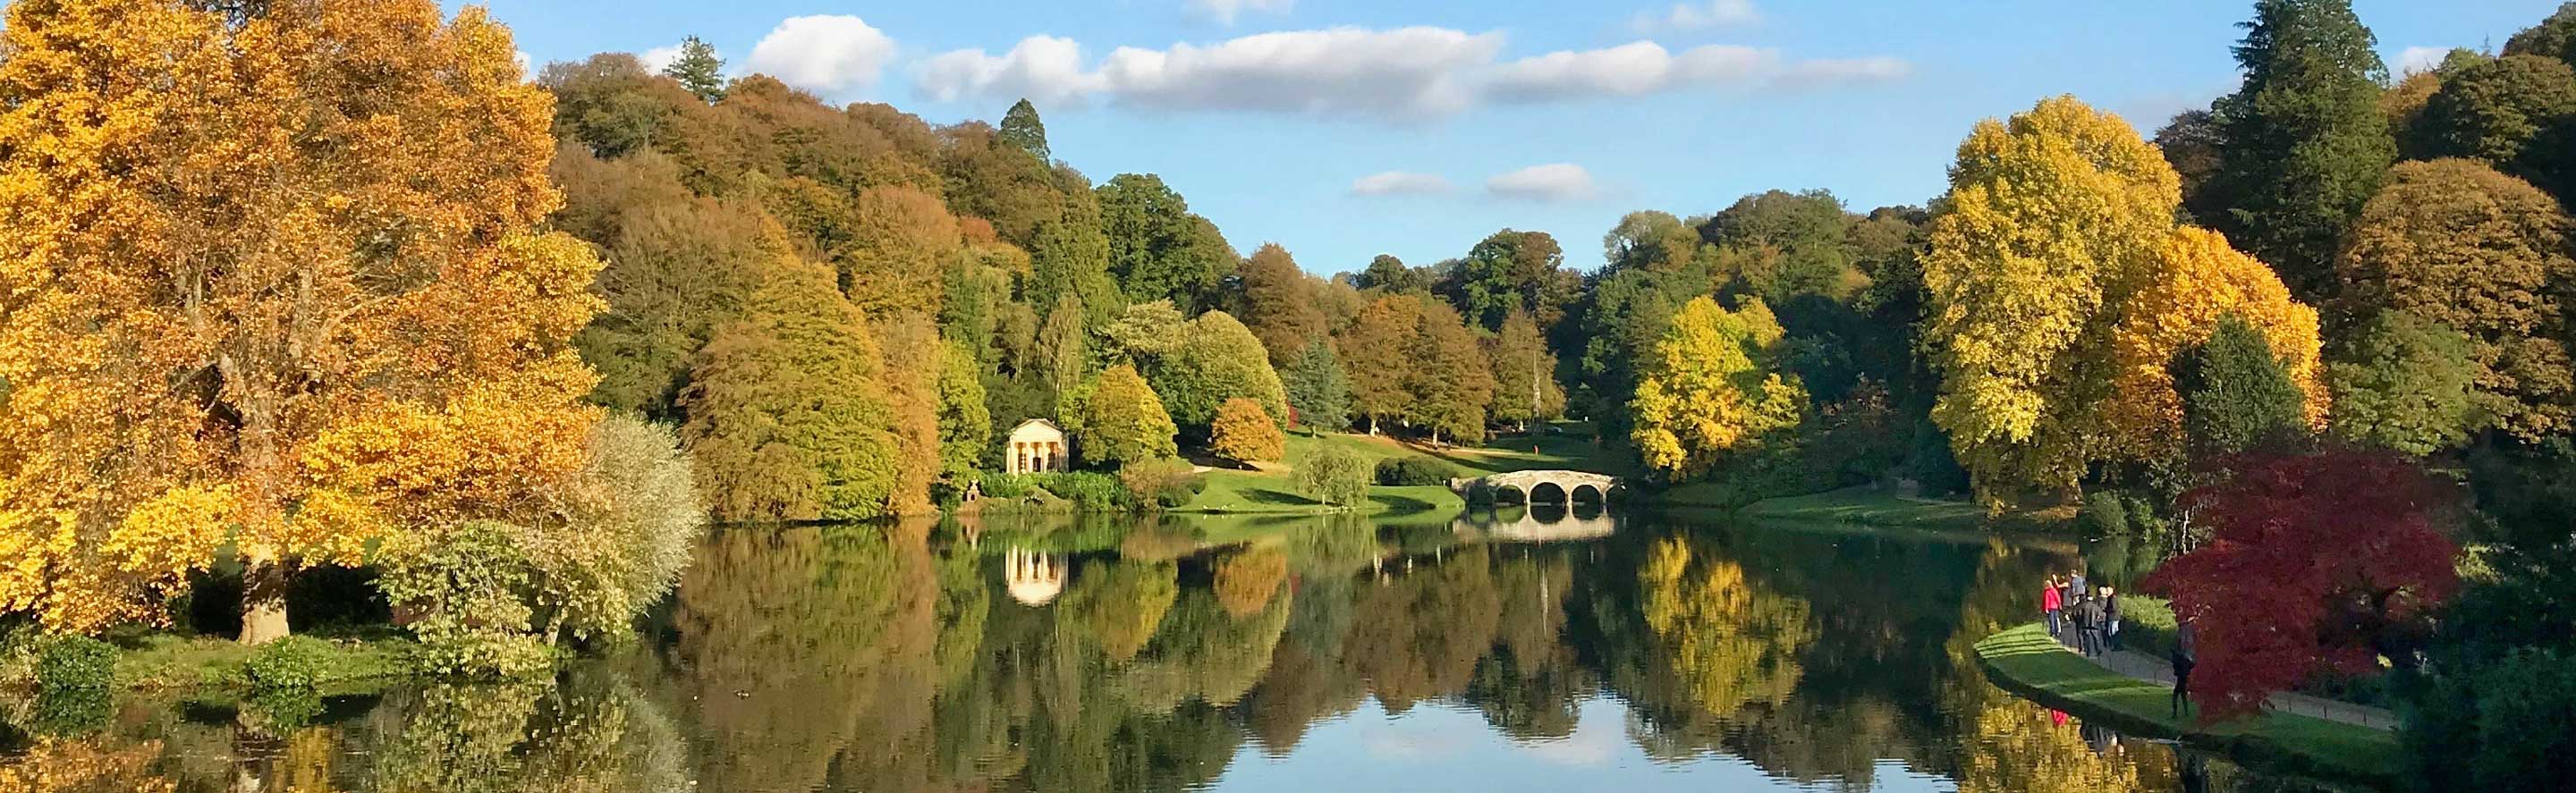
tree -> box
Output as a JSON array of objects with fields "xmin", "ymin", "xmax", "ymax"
[
  {"xmin": 1700, "ymin": 190, "xmax": 1862, "ymax": 303},
  {"xmin": 2411, "ymin": 55, "xmax": 2576, "ymax": 196},
  {"xmin": 2155, "ymin": 110, "xmax": 2233, "ymax": 226},
  {"xmin": 1341, "ymin": 294, "xmax": 1427, "ymax": 434},
  {"xmin": 2140, "ymin": 449, "xmax": 2459, "ymax": 721},
  {"xmin": 2210, "ymin": 0, "xmax": 2397, "ymax": 300},
  {"xmin": 1079, "ymin": 366, "xmax": 1179, "ymax": 467},
  {"xmin": 1154, "ymin": 311, "xmax": 1289, "ymax": 432},
  {"xmin": 1445, "ymin": 230, "xmax": 1576, "ymax": 330},
  {"xmin": 682, "ymin": 257, "xmax": 905, "ymax": 522},
  {"xmin": 873, "ymin": 313, "xmax": 946, "ymax": 514},
  {"xmin": 1000, "ymin": 98, "xmax": 1051, "ymax": 162},
  {"xmin": 2328, "ymin": 311, "xmax": 2479, "ymax": 455},
  {"xmin": 1097, "ymin": 173, "xmax": 1233, "ymax": 311},
  {"xmin": 1292, "ymin": 449, "xmax": 1372, "ymax": 508},
  {"xmin": 936, "ymin": 342, "xmax": 995, "ymax": 482},
  {"xmin": 2173, "ymin": 316, "xmax": 2314, "ymax": 458},
  {"xmin": 1630, "ymin": 297, "xmax": 1809, "ymax": 479},
  {"xmin": 662, "ymin": 36, "xmax": 726, "ymax": 102},
  {"xmin": 1236, "ymin": 243, "xmax": 1329, "ymax": 364},
  {"xmin": 1356, "ymin": 254, "xmax": 1423, "ymax": 293},
  {"xmin": 1921, "ymin": 96, "xmax": 2182, "ymax": 499},
  {"xmin": 1100, "ymin": 299, "xmax": 1190, "ymax": 367},
  {"xmin": 1281, "ymin": 339, "xmax": 1353, "ymax": 433},
  {"xmin": 1487, "ymin": 311, "xmax": 1565, "ymax": 431},
  {"xmin": 533, "ymin": 416, "xmax": 708, "ymax": 644},
  {"xmin": 2505, "ymin": 2, "xmax": 2576, "ymax": 67},
  {"xmin": 1405, "ymin": 302, "xmax": 1496, "ymax": 445},
  {"xmin": 558, "ymin": 151, "xmax": 772, "ymax": 419},
  {"xmin": 2103, "ymin": 227, "xmax": 2328, "ymax": 461},
  {"xmin": 1035, "ymin": 293, "xmax": 1089, "ymax": 409},
  {"xmin": 838, "ymin": 186, "xmax": 962, "ymax": 317},
  {"xmin": 0, "ymin": 0, "xmax": 604, "ymax": 641},
  {"xmin": 1208, "ymin": 398, "xmax": 1286, "ymax": 465},
  {"xmin": 2334, "ymin": 158, "xmax": 2576, "ymax": 441}
]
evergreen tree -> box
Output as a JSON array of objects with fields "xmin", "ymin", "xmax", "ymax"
[
  {"xmin": 1283, "ymin": 338, "xmax": 1353, "ymax": 433},
  {"xmin": 1035, "ymin": 293, "xmax": 1089, "ymax": 412},
  {"xmin": 2212, "ymin": 0, "xmax": 2397, "ymax": 300},
  {"xmin": 2173, "ymin": 316, "xmax": 2311, "ymax": 458},
  {"xmin": 1001, "ymin": 98, "xmax": 1051, "ymax": 161},
  {"xmin": 663, "ymin": 36, "xmax": 726, "ymax": 102}
]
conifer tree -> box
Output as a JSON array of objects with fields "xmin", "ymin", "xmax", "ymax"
[
  {"xmin": 1283, "ymin": 339, "xmax": 1353, "ymax": 433},
  {"xmin": 2212, "ymin": 0, "xmax": 2397, "ymax": 300},
  {"xmin": 663, "ymin": 36, "xmax": 726, "ymax": 102},
  {"xmin": 1001, "ymin": 98, "xmax": 1051, "ymax": 161}
]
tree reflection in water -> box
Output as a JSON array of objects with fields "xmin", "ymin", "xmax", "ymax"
[{"xmin": 3, "ymin": 513, "xmax": 2346, "ymax": 792}]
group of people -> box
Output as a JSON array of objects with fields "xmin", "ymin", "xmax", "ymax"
[{"xmin": 2038, "ymin": 569, "xmax": 2121, "ymax": 657}]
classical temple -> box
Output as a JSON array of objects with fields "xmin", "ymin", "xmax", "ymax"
[{"xmin": 1005, "ymin": 418, "xmax": 1068, "ymax": 475}]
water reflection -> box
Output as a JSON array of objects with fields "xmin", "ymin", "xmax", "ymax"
[{"xmin": 2, "ymin": 512, "xmax": 2342, "ymax": 792}]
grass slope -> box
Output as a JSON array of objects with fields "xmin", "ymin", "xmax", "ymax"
[
  {"xmin": 1732, "ymin": 485, "xmax": 2072, "ymax": 532},
  {"xmin": 1973, "ymin": 623, "xmax": 2399, "ymax": 789},
  {"xmin": 1178, "ymin": 427, "xmax": 1625, "ymax": 521}
]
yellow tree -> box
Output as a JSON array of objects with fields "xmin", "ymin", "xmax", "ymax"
[
  {"xmin": 2104, "ymin": 227, "xmax": 2329, "ymax": 460},
  {"xmin": 0, "ymin": 0, "xmax": 603, "ymax": 640},
  {"xmin": 1629, "ymin": 296, "xmax": 1807, "ymax": 480},
  {"xmin": 1921, "ymin": 96, "xmax": 2182, "ymax": 500}
]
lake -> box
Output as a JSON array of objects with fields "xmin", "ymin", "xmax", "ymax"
[{"xmin": 4, "ymin": 507, "xmax": 2332, "ymax": 792}]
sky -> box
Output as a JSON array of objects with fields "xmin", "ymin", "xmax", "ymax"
[{"xmin": 475, "ymin": 0, "xmax": 2566, "ymax": 274}]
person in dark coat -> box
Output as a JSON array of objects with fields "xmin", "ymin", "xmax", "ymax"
[
  {"xmin": 2076, "ymin": 591, "xmax": 2107, "ymax": 657},
  {"xmin": 2171, "ymin": 618, "xmax": 2198, "ymax": 717},
  {"xmin": 2103, "ymin": 585, "xmax": 2123, "ymax": 651}
]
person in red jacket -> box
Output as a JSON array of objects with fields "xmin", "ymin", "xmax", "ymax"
[{"xmin": 2042, "ymin": 575, "xmax": 2064, "ymax": 640}]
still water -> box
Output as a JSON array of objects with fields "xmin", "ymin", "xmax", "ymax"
[{"xmin": 6, "ymin": 508, "xmax": 2326, "ymax": 792}]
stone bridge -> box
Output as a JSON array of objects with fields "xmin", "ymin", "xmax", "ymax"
[
  {"xmin": 1450, "ymin": 469, "xmax": 1624, "ymax": 503},
  {"xmin": 1452, "ymin": 504, "xmax": 1619, "ymax": 543}
]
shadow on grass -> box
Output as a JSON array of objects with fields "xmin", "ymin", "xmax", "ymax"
[
  {"xmin": 1237, "ymin": 486, "xmax": 1320, "ymax": 507},
  {"xmin": 1372, "ymin": 493, "xmax": 1439, "ymax": 517}
]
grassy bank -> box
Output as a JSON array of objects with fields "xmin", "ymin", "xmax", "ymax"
[
  {"xmin": 1973, "ymin": 623, "xmax": 2399, "ymax": 789},
  {"xmin": 1176, "ymin": 427, "xmax": 1627, "ymax": 520},
  {"xmin": 1728, "ymin": 485, "xmax": 2072, "ymax": 532}
]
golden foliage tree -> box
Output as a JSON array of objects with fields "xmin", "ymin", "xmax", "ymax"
[
  {"xmin": 1921, "ymin": 96, "xmax": 2182, "ymax": 499},
  {"xmin": 2103, "ymin": 227, "xmax": 2329, "ymax": 460},
  {"xmin": 1629, "ymin": 296, "xmax": 1808, "ymax": 479},
  {"xmin": 682, "ymin": 256, "xmax": 903, "ymax": 522},
  {"xmin": 1208, "ymin": 397, "xmax": 1286, "ymax": 465},
  {"xmin": 0, "ymin": 0, "xmax": 603, "ymax": 640}
]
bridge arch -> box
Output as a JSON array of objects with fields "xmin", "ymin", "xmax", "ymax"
[{"xmin": 1453, "ymin": 469, "xmax": 1625, "ymax": 507}]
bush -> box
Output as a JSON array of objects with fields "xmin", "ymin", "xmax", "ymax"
[
  {"xmin": 34, "ymin": 635, "xmax": 114, "ymax": 693},
  {"xmin": 1029, "ymin": 471, "xmax": 1133, "ymax": 510},
  {"xmin": 978, "ymin": 473, "xmax": 1035, "ymax": 500},
  {"xmin": 2079, "ymin": 491, "xmax": 2129, "ymax": 536},
  {"xmin": 1374, "ymin": 457, "xmax": 1456, "ymax": 486},
  {"xmin": 378, "ymin": 521, "xmax": 554, "ymax": 680},
  {"xmin": 1208, "ymin": 397, "xmax": 1285, "ymax": 464},
  {"xmin": 2405, "ymin": 647, "xmax": 2576, "ymax": 790},
  {"xmin": 530, "ymin": 416, "xmax": 708, "ymax": 645},
  {"xmin": 1117, "ymin": 459, "xmax": 1205, "ymax": 509},
  {"xmin": 1294, "ymin": 449, "xmax": 1371, "ymax": 508},
  {"xmin": 239, "ymin": 635, "xmax": 332, "ymax": 691}
]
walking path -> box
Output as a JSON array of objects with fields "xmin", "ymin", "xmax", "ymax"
[{"xmin": 2089, "ymin": 645, "xmax": 2399, "ymax": 730}]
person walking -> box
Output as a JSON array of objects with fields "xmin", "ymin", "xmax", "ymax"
[
  {"xmin": 2171, "ymin": 618, "xmax": 2198, "ymax": 718},
  {"xmin": 2077, "ymin": 590, "xmax": 2107, "ymax": 657},
  {"xmin": 2043, "ymin": 575, "xmax": 2064, "ymax": 640},
  {"xmin": 2102, "ymin": 585, "xmax": 2123, "ymax": 651}
]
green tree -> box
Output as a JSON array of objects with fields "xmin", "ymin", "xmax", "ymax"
[
  {"xmin": 2329, "ymin": 310, "xmax": 2479, "ymax": 455},
  {"xmin": 1035, "ymin": 293, "xmax": 1089, "ymax": 409},
  {"xmin": 1282, "ymin": 338, "xmax": 1353, "ymax": 433},
  {"xmin": 1080, "ymin": 365, "xmax": 1179, "ymax": 467},
  {"xmin": 1097, "ymin": 173, "xmax": 1233, "ymax": 311},
  {"xmin": 1237, "ymin": 243, "xmax": 1329, "ymax": 364},
  {"xmin": 1356, "ymin": 254, "xmax": 1423, "ymax": 293},
  {"xmin": 682, "ymin": 257, "xmax": 904, "ymax": 521},
  {"xmin": 1340, "ymin": 294, "xmax": 1424, "ymax": 434},
  {"xmin": 1154, "ymin": 311, "xmax": 1290, "ymax": 432},
  {"xmin": 2211, "ymin": 0, "xmax": 2397, "ymax": 300},
  {"xmin": 2505, "ymin": 2, "xmax": 2576, "ymax": 66},
  {"xmin": 1000, "ymin": 98, "xmax": 1051, "ymax": 161},
  {"xmin": 1445, "ymin": 230, "xmax": 1577, "ymax": 329},
  {"xmin": 1292, "ymin": 448, "xmax": 1372, "ymax": 508},
  {"xmin": 2334, "ymin": 158, "xmax": 2576, "ymax": 441},
  {"xmin": 2411, "ymin": 54, "xmax": 2576, "ymax": 196},
  {"xmin": 2172, "ymin": 316, "xmax": 2310, "ymax": 457},
  {"xmin": 559, "ymin": 151, "xmax": 773, "ymax": 419},
  {"xmin": 1630, "ymin": 297, "xmax": 1809, "ymax": 479},
  {"xmin": 2155, "ymin": 109, "xmax": 2233, "ymax": 226},
  {"xmin": 1208, "ymin": 398, "xmax": 1286, "ymax": 464},
  {"xmin": 1700, "ymin": 189, "xmax": 1861, "ymax": 303},
  {"xmin": 662, "ymin": 36, "xmax": 726, "ymax": 102},
  {"xmin": 936, "ymin": 342, "xmax": 994, "ymax": 482},
  {"xmin": 1487, "ymin": 311, "xmax": 1564, "ymax": 431}
]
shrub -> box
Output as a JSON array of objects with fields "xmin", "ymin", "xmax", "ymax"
[
  {"xmin": 978, "ymin": 473, "xmax": 1035, "ymax": 500},
  {"xmin": 34, "ymin": 634, "xmax": 114, "ymax": 693},
  {"xmin": 240, "ymin": 635, "xmax": 333, "ymax": 691},
  {"xmin": 1208, "ymin": 397, "xmax": 1285, "ymax": 464},
  {"xmin": 1029, "ymin": 471, "xmax": 1133, "ymax": 510},
  {"xmin": 2079, "ymin": 491, "xmax": 2129, "ymax": 536},
  {"xmin": 1294, "ymin": 448, "xmax": 1371, "ymax": 508},
  {"xmin": 527, "ymin": 416, "xmax": 708, "ymax": 645},
  {"xmin": 1373, "ymin": 457, "xmax": 1456, "ymax": 486},
  {"xmin": 1118, "ymin": 459, "xmax": 1205, "ymax": 509},
  {"xmin": 2405, "ymin": 647, "xmax": 2576, "ymax": 790},
  {"xmin": 377, "ymin": 521, "xmax": 554, "ymax": 680}
]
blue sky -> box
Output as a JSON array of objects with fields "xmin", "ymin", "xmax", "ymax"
[{"xmin": 479, "ymin": 0, "xmax": 2563, "ymax": 274}]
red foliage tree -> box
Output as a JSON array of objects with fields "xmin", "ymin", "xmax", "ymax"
[{"xmin": 2140, "ymin": 448, "xmax": 2460, "ymax": 721}]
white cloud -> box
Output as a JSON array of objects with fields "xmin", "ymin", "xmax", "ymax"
[
  {"xmin": 1487, "ymin": 164, "xmax": 1599, "ymax": 202},
  {"xmin": 913, "ymin": 36, "xmax": 1102, "ymax": 106},
  {"xmin": 1350, "ymin": 171, "xmax": 1454, "ymax": 197},
  {"xmin": 2395, "ymin": 46, "xmax": 2448, "ymax": 76},
  {"xmin": 1186, "ymin": 0, "xmax": 1294, "ymax": 25},
  {"xmin": 514, "ymin": 51, "xmax": 534, "ymax": 80},
  {"xmin": 743, "ymin": 15, "xmax": 897, "ymax": 96},
  {"xmin": 638, "ymin": 44, "xmax": 684, "ymax": 74},
  {"xmin": 1632, "ymin": 0, "xmax": 1761, "ymax": 33},
  {"xmin": 907, "ymin": 27, "xmax": 1902, "ymax": 122}
]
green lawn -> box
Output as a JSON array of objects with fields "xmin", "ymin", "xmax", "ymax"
[
  {"xmin": 1973, "ymin": 622, "xmax": 2400, "ymax": 787},
  {"xmin": 1729, "ymin": 485, "xmax": 2072, "ymax": 532},
  {"xmin": 1175, "ymin": 426, "xmax": 1626, "ymax": 520}
]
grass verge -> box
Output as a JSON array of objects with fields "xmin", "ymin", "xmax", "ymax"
[
  {"xmin": 1176, "ymin": 428, "xmax": 1624, "ymax": 520},
  {"xmin": 1973, "ymin": 622, "xmax": 2399, "ymax": 789},
  {"xmin": 1731, "ymin": 485, "xmax": 2072, "ymax": 532}
]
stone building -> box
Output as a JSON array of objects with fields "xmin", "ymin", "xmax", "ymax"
[{"xmin": 1005, "ymin": 418, "xmax": 1068, "ymax": 475}]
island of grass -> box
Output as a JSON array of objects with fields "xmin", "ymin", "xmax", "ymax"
[
  {"xmin": 1973, "ymin": 623, "xmax": 2399, "ymax": 789},
  {"xmin": 1173, "ymin": 426, "xmax": 1634, "ymax": 521}
]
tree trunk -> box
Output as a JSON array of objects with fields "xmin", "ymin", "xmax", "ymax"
[{"xmin": 240, "ymin": 557, "xmax": 291, "ymax": 645}]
